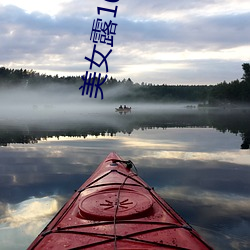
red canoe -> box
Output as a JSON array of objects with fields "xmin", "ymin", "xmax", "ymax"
[{"xmin": 28, "ymin": 152, "xmax": 213, "ymax": 249}]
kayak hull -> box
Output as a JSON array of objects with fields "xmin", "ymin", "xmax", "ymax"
[{"xmin": 28, "ymin": 152, "xmax": 213, "ymax": 249}]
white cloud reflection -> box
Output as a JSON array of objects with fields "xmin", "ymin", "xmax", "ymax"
[
  {"xmin": 0, "ymin": 196, "xmax": 59, "ymax": 230},
  {"xmin": 0, "ymin": 196, "xmax": 61, "ymax": 250},
  {"xmin": 0, "ymin": 125, "xmax": 249, "ymax": 249},
  {"xmin": 6, "ymin": 126, "xmax": 249, "ymax": 167},
  {"xmin": 157, "ymin": 186, "xmax": 250, "ymax": 213},
  {"xmin": 153, "ymin": 150, "xmax": 250, "ymax": 167}
]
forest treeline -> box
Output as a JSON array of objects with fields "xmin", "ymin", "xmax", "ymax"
[{"xmin": 0, "ymin": 63, "xmax": 250, "ymax": 104}]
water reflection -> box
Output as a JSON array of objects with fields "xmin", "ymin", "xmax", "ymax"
[
  {"xmin": 0, "ymin": 109, "xmax": 250, "ymax": 249},
  {"xmin": 0, "ymin": 106, "xmax": 250, "ymax": 149},
  {"xmin": 0, "ymin": 196, "xmax": 62, "ymax": 250},
  {"xmin": 1, "ymin": 196, "xmax": 59, "ymax": 228}
]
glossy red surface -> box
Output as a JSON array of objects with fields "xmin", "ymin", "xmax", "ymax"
[{"xmin": 28, "ymin": 152, "xmax": 213, "ymax": 249}]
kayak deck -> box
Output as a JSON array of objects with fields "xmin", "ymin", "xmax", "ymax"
[{"xmin": 28, "ymin": 152, "xmax": 213, "ymax": 249}]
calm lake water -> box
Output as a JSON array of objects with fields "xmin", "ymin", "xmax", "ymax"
[{"xmin": 0, "ymin": 104, "xmax": 250, "ymax": 249}]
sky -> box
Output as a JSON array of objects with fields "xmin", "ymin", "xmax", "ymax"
[{"xmin": 0, "ymin": 0, "xmax": 250, "ymax": 85}]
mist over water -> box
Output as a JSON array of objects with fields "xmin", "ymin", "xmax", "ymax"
[
  {"xmin": 1, "ymin": 83, "xmax": 250, "ymax": 150},
  {"xmin": 0, "ymin": 85, "xmax": 110, "ymax": 121},
  {"xmin": 0, "ymin": 84, "xmax": 198, "ymax": 126}
]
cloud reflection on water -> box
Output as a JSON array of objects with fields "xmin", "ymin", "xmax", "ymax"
[
  {"xmin": 0, "ymin": 196, "xmax": 62, "ymax": 250},
  {"xmin": 0, "ymin": 127, "xmax": 250, "ymax": 249},
  {"xmin": 153, "ymin": 150, "xmax": 250, "ymax": 166},
  {"xmin": 0, "ymin": 196, "xmax": 59, "ymax": 229}
]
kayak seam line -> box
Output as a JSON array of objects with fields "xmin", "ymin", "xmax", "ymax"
[
  {"xmin": 56, "ymin": 220, "xmax": 182, "ymax": 230},
  {"xmin": 81, "ymin": 182, "xmax": 142, "ymax": 190},
  {"xmin": 82, "ymin": 170, "xmax": 114, "ymax": 189},
  {"xmin": 78, "ymin": 169, "xmax": 151, "ymax": 193},
  {"xmin": 54, "ymin": 225, "xmax": 191, "ymax": 250},
  {"xmin": 54, "ymin": 225, "xmax": 191, "ymax": 236}
]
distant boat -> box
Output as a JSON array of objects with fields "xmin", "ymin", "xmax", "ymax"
[{"xmin": 115, "ymin": 106, "xmax": 132, "ymax": 113}]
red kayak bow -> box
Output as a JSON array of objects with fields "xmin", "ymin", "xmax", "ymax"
[{"xmin": 28, "ymin": 152, "xmax": 213, "ymax": 249}]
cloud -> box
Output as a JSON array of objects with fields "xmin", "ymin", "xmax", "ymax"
[{"xmin": 0, "ymin": 1, "xmax": 250, "ymax": 84}]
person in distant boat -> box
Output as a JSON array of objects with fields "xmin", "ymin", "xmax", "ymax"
[
  {"xmin": 124, "ymin": 105, "xmax": 127, "ymax": 109},
  {"xmin": 119, "ymin": 105, "xmax": 122, "ymax": 109}
]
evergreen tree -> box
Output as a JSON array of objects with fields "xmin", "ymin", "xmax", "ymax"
[{"xmin": 242, "ymin": 63, "xmax": 250, "ymax": 83}]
